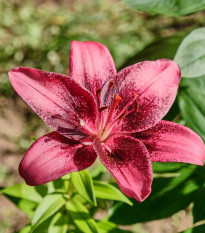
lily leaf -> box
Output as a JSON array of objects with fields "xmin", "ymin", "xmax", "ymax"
[
  {"xmin": 66, "ymin": 199, "xmax": 99, "ymax": 233},
  {"xmin": 31, "ymin": 194, "xmax": 66, "ymax": 231},
  {"xmin": 93, "ymin": 180, "xmax": 133, "ymax": 205},
  {"xmin": 71, "ymin": 170, "xmax": 96, "ymax": 206},
  {"xmin": 178, "ymin": 87, "xmax": 205, "ymax": 142},
  {"xmin": 48, "ymin": 211, "xmax": 69, "ymax": 233},
  {"xmin": 175, "ymin": 28, "xmax": 205, "ymax": 78},
  {"xmin": 1, "ymin": 182, "xmax": 47, "ymax": 203},
  {"xmin": 180, "ymin": 224, "xmax": 205, "ymax": 233},
  {"xmin": 124, "ymin": 0, "xmax": 205, "ymax": 16}
]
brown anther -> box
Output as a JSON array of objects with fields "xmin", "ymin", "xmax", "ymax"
[
  {"xmin": 134, "ymin": 99, "xmax": 139, "ymax": 114},
  {"xmin": 119, "ymin": 110, "xmax": 128, "ymax": 120},
  {"xmin": 96, "ymin": 88, "xmax": 102, "ymax": 97},
  {"xmin": 99, "ymin": 106, "xmax": 108, "ymax": 112},
  {"xmin": 109, "ymin": 81, "xmax": 114, "ymax": 88},
  {"xmin": 132, "ymin": 92, "xmax": 136, "ymax": 98},
  {"xmin": 114, "ymin": 94, "xmax": 121, "ymax": 102}
]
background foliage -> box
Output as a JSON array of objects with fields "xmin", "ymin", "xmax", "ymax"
[{"xmin": 0, "ymin": 0, "xmax": 205, "ymax": 232}]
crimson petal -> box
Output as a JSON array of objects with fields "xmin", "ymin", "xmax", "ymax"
[
  {"xmin": 114, "ymin": 59, "xmax": 181, "ymax": 133},
  {"xmin": 69, "ymin": 41, "xmax": 117, "ymax": 94},
  {"xmin": 134, "ymin": 120, "xmax": 205, "ymax": 165},
  {"xmin": 9, "ymin": 67, "xmax": 98, "ymax": 140},
  {"xmin": 93, "ymin": 136, "xmax": 153, "ymax": 202},
  {"xmin": 19, "ymin": 132, "xmax": 97, "ymax": 185}
]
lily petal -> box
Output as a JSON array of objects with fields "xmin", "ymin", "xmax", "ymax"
[
  {"xmin": 134, "ymin": 120, "xmax": 205, "ymax": 165},
  {"xmin": 114, "ymin": 59, "xmax": 181, "ymax": 133},
  {"xmin": 9, "ymin": 67, "xmax": 98, "ymax": 140},
  {"xmin": 93, "ymin": 136, "xmax": 153, "ymax": 202},
  {"xmin": 19, "ymin": 132, "xmax": 97, "ymax": 185},
  {"xmin": 69, "ymin": 40, "xmax": 117, "ymax": 94}
]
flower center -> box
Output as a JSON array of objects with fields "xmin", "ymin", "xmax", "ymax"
[{"xmin": 95, "ymin": 81, "xmax": 139, "ymax": 142}]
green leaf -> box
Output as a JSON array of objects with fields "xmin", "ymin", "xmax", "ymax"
[
  {"xmin": 180, "ymin": 224, "xmax": 205, "ymax": 233},
  {"xmin": 31, "ymin": 194, "xmax": 66, "ymax": 231},
  {"xmin": 47, "ymin": 178, "xmax": 67, "ymax": 194},
  {"xmin": 66, "ymin": 199, "xmax": 99, "ymax": 233},
  {"xmin": 193, "ymin": 186, "xmax": 205, "ymax": 223},
  {"xmin": 120, "ymin": 34, "xmax": 184, "ymax": 69},
  {"xmin": 93, "ymin": 180, "xmax": 133, "ymax": 206},
  {"xmin": 109, "ymin": 165, "xmax": 201, "ymax": 224},
  {"xmin": 18, "ymin": 225, "xmax": 31, "ymax": 233},
  {"xmin": 178, "ymin": 88, "xmax": 205, "ymax": 141},
  {"xmin": 124, "ymin": 0, "xmax": 205, "ymax": 16},
  {"xmin": 97, "ymin": 221, "xmax": 132, "ymax": 233},
  {"xmin": 180, "ymin": 75, "xmax": 205, "ymax": 89},
  {"xmin": 152, "ymin": 162, "xmax": 187, "ymax": 173},
  {"xmin": 175, "ymin": 28, "xmax": 205, "ymax": 78},
  {"xmin": 1, "ymin": 182, "xmax": 47, "ymax": 203},
  {"xmin": 48, "ymin": 212, "xmax": 69, "ymax": 233},
  {"xmin": 71, "ymin": 170, "xmax": 96, "ymax": 206}
]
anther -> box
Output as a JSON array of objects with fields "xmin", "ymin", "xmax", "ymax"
[
  {"xmin": 99, "ymin": 106, "xmax": 108, "ymax": 112},
  {"xmin": 96, "ymin": 88, "xmax": 102, "ymax": 97},
  {"xmin": 132, "ymin": 92, "xmax": 136, "ymax": 98},
  {"xmin": 119, "ymin": 110, "xmax": 128, "ymax": 120},
  {"xmin": 109, "ymin": 81, "xmax": 114, "ymax": 88},
  {"xmin": 134, "ymin": 99, "xmax": 139, "ymax": 114}
]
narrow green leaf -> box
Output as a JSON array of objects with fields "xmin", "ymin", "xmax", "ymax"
[
  {"xmin": 180, "ymin": 224, "xmax": 205, "ymax": 233},
  {"xmin": 93, "ymin": 181, "xmax": 133, "ymax": 206},
  {"xmin": 175, "ymin": 28, "xmax": 205, "ymax": 78},
  {"xmin": 124, "ymin": 0, "xmax": 205, "ymax": 16},
  {"xmin": 179, "ymin": 88, "xmax": 205, "ymax": 141},
  {"xmin": 1, "ymin": 182, "xmax": 47, "ymax": 203},
  {"xmin": 97, "ymin": 220, "xmax": 132, "ymax": 233},
  {"xmin": 71, "ymin": 170, "xmax": 96, "ymax": 206},
  {"xmin": 66, "ymin": 199, "xmax": 99, "ymax": 233},
  {"xmin": 48, "ymin": 212, "xmax": 69, "ymax": 233},
  {"xmin": 31, "ymin": 194, "xmax": 66, "ymax": 231},
  {"xmin": 18, "ymin": 225, "xmax": 31, "ymax": 233}
]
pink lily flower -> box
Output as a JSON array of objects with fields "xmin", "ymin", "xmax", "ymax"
[{"xmin": 9, "ymin": 41, "xmax": 205, "ymax": 202}]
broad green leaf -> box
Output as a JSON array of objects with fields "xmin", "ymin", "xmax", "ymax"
[
  {"xmin": 47, "ymin": 178, "xmax": 66, "ymax": 194},
  {"xmin": 66, "ymin": 199, "xmax": 99, "ymax": 233},
  {"xmin": 120, "ymin": 34, "xmax": 184, "ymax": 69},
  {"xmin": 97, "ymin": 221, "xmax": 132, "ymax": 233},
  {"xmin": 48, "ymin": 212, "xmax": 69, "ymax": 233},
  {"xmin": 109, "ymin": 165, "xmax": 201, "ymax": 224},
  {"xmin": 93, "ymin": 180, "xmax": 133, "ymax": 206},
  {"xmin": 152, "ymin": 162, "xmax": 187, "ymax": 173},
  {"xmin": 180, "ymin": 224, "xmax": 205, "ymax": 233},
  {"xmin": 1, "ymin": 182, "xmax": 47, "ymax": 203},
  {"xmin": 18, "ymin": 199, "xmax": 37, "ymax": 219},
  {"xmin": 31, "ymin": 194, "xmax": 66, "ymax": 231},
  {"xmin": 18, "ymin": 225, "xmax": 31, "ymax": 233},
  {"xmin": 178, "ymin": 88, "xmax": 205, "ymax": 141},
  {"xmin": 175, "ymin": 28, "xmax": 205, "ymax": 78},
  {"xmin": 180, "ymin": 75, "xmax": 205, "ymax": 89},
  {"xmin": 124, "ymin": 0, "xmax": 205, "ymax": 16},
  {"xmin": 71, "ymin": 170, "xmax": 96, "ymax": 206},
  {"xmin": 193, "ymin": 186, "xmax": 205, "ymax": 223}
]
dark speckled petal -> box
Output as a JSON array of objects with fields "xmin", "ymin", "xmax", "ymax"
[
  {"xmin": 9, "ymin": 67, "xmax": 98, "ymax": 140},
  {"xmin": 134, "ymin": 120, "xmax": 205, "ymax": 165},
  {"xmin": 93, "ymin": 136, "xmax": 153, "ymax": 202},
  {"xmin": 113, "ymin": 59, "xmax": 181, "ymax": 133},
  {"xmin": 19, "ymin": 132, "xmax": 97, "ymax": 185},
  {"xmin": 69, "ymin": 41, "xmax": 117, "ymax": 95}
]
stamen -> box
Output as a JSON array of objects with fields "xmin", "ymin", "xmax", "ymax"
[
  {"xmin": 134, "ymin": 99, "xmax": 139, "ymax": 114},
  {"xmin": 109, "ymin": 81, "xmax": 114, "ymax": 88},
  {"xmin": 99, "ymin": 106, "xmax": 108, "ymax": 112},
  {"xmin": 106, "ymin": 80, "xmax": 114, "ymax": 109},
  {"xmin": 104, "ymin": 94, "xmax": 121, "ymax": 129},
  {"xmin": 119, "ymin": 110, "xmax": 128, "ymax": 120},
  {"xmin": 96, "ymin": 88, "xmax": 102, "ymax": 97}
]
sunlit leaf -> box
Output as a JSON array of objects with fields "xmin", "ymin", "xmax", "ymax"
[
  {"xmin": 71, "ymin": 170, "xmax": 96, "ymax": 206},
  {"xmin": 31, "ymin": 194, "xmax": 66, "ymax": 231},
  {"xmin": 48, "ymin": 212, "xmax": 69, "ymax": 233},
  {"xmin": 175, "ymin": 28, "xmax": 205, "ymax": 78},
  {"xmin": 93, "ymin": 180, "xmax": 133, "ymax": 206},
  {"xmin": 66, "ymin": 199, "xmax": 99, "ymax": 233}
]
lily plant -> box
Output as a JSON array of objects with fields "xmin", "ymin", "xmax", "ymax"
[{"xmin": 9, "ymin": 41, "xmax": 205, "ymax": 202}]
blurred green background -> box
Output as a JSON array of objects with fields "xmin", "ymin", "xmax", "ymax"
[{"xmin": 1, "ymin": 0, "xmax": 205, "ymax": 232}]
